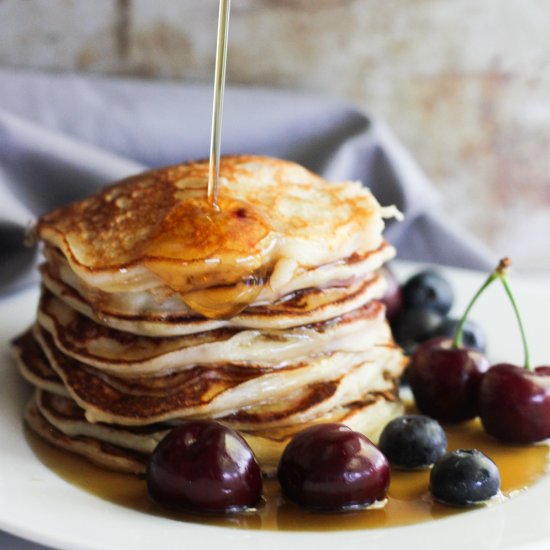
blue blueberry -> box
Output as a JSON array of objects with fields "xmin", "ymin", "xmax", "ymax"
[
  {"xmin": 402, "ymin": 269, "xmax": 454, "ymax": 315},
  {"xmin": 378, "ymin": 415, "xmax": 447, "ymax": 469},
  {"xmin": 430, "ymin": 449, "xmax": 501, "ymax": 506},
  {"xmin": 391, "ymin": 307, "xmax": 444, "ymax": 355}
]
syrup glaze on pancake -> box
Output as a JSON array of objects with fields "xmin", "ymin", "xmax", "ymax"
[
  {"xmin": 142, "ymin": 195, "xmax": 278, "ymax": 318},
  {"xmin": 43, "ymin": 241, "xmax": 396, "ymax": 315}
]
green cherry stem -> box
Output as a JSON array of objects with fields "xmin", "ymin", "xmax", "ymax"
[
  {"xmin": 452, "ymin": 264, "xmax": 501, "ymax": 349},
  {"xmin": 497, "ymin": 261, "xmax": 532, "ymax": 371},
  {"xmin": 452, "ymin": 257, "xmax": 532, "ymax": 371}
]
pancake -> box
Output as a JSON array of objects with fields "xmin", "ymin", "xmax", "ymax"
[
  {"xmin": 31, "ymin": 388, "xmax": 403, "ymax": 476},
  {"xmin": 25, "ymin": 396, "xmax": 148, "ymax": 475},
  {"xmin": 15, "ymin": 155, "xmax": 406, "ymax": 479},
  {"xmin": 18, "ymin": 325, "xmax": 402, "ymax": 437},
  {"xmin": 41, "ymin": 266, "xmax": 388, "ymax": 336},
  {"xmin": 35, "ymin": 390, "xmax": 169, "ymax": 455},
  {"xmin": 12, "ymin": 330, "xmax": 68, "ymax": 397},
  {"xmin": 37, "ymin": 289, "xmax": 391, "ymax": 376},
  {"xmin": 34, "ymin": 325, "xmax": 403, "ymax": 426},
  {"xmin": 36, "ymin": 156, "xmax": 400, "ymax": 294},
  {"xmin": 44, "ymin": 241, "xmax": 396, "ymax": 315}
]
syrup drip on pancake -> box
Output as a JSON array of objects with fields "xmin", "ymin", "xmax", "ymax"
[{"xmin": 143, "ymin": 196, "xmax": 279, "ymax": 319}]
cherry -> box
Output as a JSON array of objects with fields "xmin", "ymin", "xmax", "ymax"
[
  {"xmin": 478, "ymin": 258, "xmax": 550, "ymax": 443},
  {"xmin": 407, "ymin": 261, "xmax": 510, "ymax": 422},
  {"xmin": 380, "ymin": 265, "xmax": 403, "ymax": 322},
  {"xmin": 479, "ymin": 365, "xmax": 550, "ymax": 443},
  {"xmin": 277, "ymin": 423, "xmax": 390, "ymax": 511},
  {"xmin": 408, "ymin": 337, "xmax": 490, "ymax": 421},
  {"xmin": 147, "ymin": 421, "xmax": 262, "ymax": 514},
  {"xmin": 430, "ymin": 449, "xmax": 501, "ymax": 506}
]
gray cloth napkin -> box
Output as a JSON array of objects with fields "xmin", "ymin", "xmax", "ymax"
[{"xmin": 0, "ymin": 68, "xmax": 493, "ymax": 296}]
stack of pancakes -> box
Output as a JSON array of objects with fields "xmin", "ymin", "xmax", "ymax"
[{"xmin": 12, "ymin": 156, "xmax": 405, "ymax": 476}]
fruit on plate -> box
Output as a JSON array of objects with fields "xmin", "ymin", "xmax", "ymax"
[
  {"xmin": 406, "ymin": 261, "xmax": 500, "ymax": 421},
  {"xmin": 430, "ymin": 449, "xmax": 501, "ymax": 506},
  {"xmin": 277, "ymin": 423, "xmax": 390, "ymax": 511},
  {"xmin": 392, "ymin": 268, "xmax": 487, "ymax": 357},
  {"xmin": 408, "ymin": 337, "xmax": 490, "ymax": 422},
  {"xmin": 402, "ymin": 269, "xmax": 454, "ymax": 315},
  {"xmin": 392, "ymin": 308, "xmax": 445, "ymax": 356},
  {"xmin": 378, "ymin": 414, "xmax": 447, "ymax": 470},
  {"xmin": 478, "ymin": 259, "xmax": 550, "ymax": 443},
  {"xmin": 147, "ymin": 421, "xmax": 262, "ymax": 514}
]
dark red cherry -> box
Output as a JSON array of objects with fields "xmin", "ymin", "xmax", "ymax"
[
  {"xmin": 277, "ymin": 423, "xmax": 390, "ymax": 511},
  {"xmin": 380, "ymin": 266, "xmax": 403, "ymax": 322},
  {"xmin": 408, "ymin": 337, "xmax": 490, "ymax": 422},
  {"xmin": 147, "ymin": 421, "xmax": 262, "ymax": 514},
  {"xmin": 478, "ymin": 364, "xmax": 550, "ymax": 443}
]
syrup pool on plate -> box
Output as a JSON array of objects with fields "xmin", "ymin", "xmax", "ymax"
[{"xmin": 26, "ymin": 418, "xmax": 550, "ymax": 531}]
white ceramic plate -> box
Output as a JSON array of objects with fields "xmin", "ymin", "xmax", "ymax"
[{"xmin": 1, "ymin": 262, "xmax": 550, "ymax": 550}]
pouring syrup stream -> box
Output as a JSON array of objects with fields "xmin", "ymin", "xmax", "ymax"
[
  {"xmin": 143, "ymin": 0, "xmax": 279, "ymax": 319},
  {"xmin": 207, "ymin": 0, "xmax": 231, "ymax": 209}
]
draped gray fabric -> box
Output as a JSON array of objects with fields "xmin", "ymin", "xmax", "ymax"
[{"xmin": 0, "ymin": 68, "xmax": 493, "ymax": 297}]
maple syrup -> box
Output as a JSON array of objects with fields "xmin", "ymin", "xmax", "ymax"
[
  {"xmin": 140, "ymin": 1, "xmax": 279, "ymax": 319},
  {"xmin": 207, "ymin": 0, "xmax": 231, "ymax": 208},
  {"xmin": 142, "ymin": 196, "xmax": 278, "ymax": 319},
  {"xmin": 26, "ymin": 418, "xmax": 550, "ymax": 531}
]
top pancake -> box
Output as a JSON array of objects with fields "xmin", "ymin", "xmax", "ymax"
[{"xmin": 37, "ymin": 156, "xmax": 399, "ymax": 293}]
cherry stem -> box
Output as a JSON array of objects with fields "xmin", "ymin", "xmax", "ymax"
[
  {"xmin": 452, "ymin": 270, "xmax": 499, "ymax": 349},
  {"xmin": 452, "ymin": 258, "xmax": 532, "ymax": 371},
  {"xmin": 497, "ymin": 268, "xmax": 532, "ymax": 371}
]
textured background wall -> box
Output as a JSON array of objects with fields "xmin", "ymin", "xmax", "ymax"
[{"xmin": 1, "ymin": 0, "xmax": 549, "ymax": 277}]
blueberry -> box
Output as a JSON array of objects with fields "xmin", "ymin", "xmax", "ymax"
[
  {"xmin": 431, "ymin": 318, "xmax": 487, "ymax": 353},
  {"xmin": 430, "ymin": 449, "xmax": 501, "ymax": 506},
  {"xmin": 403, "ymin": 270, "xmax": 454, "ymax": 315},
  {"xmin": 391, "ymin": 308, "xmax": 444, "ymax": 355},
  {"xmin": 378, "ymin": 415, "xmax": 447, "ymax": 469}
]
